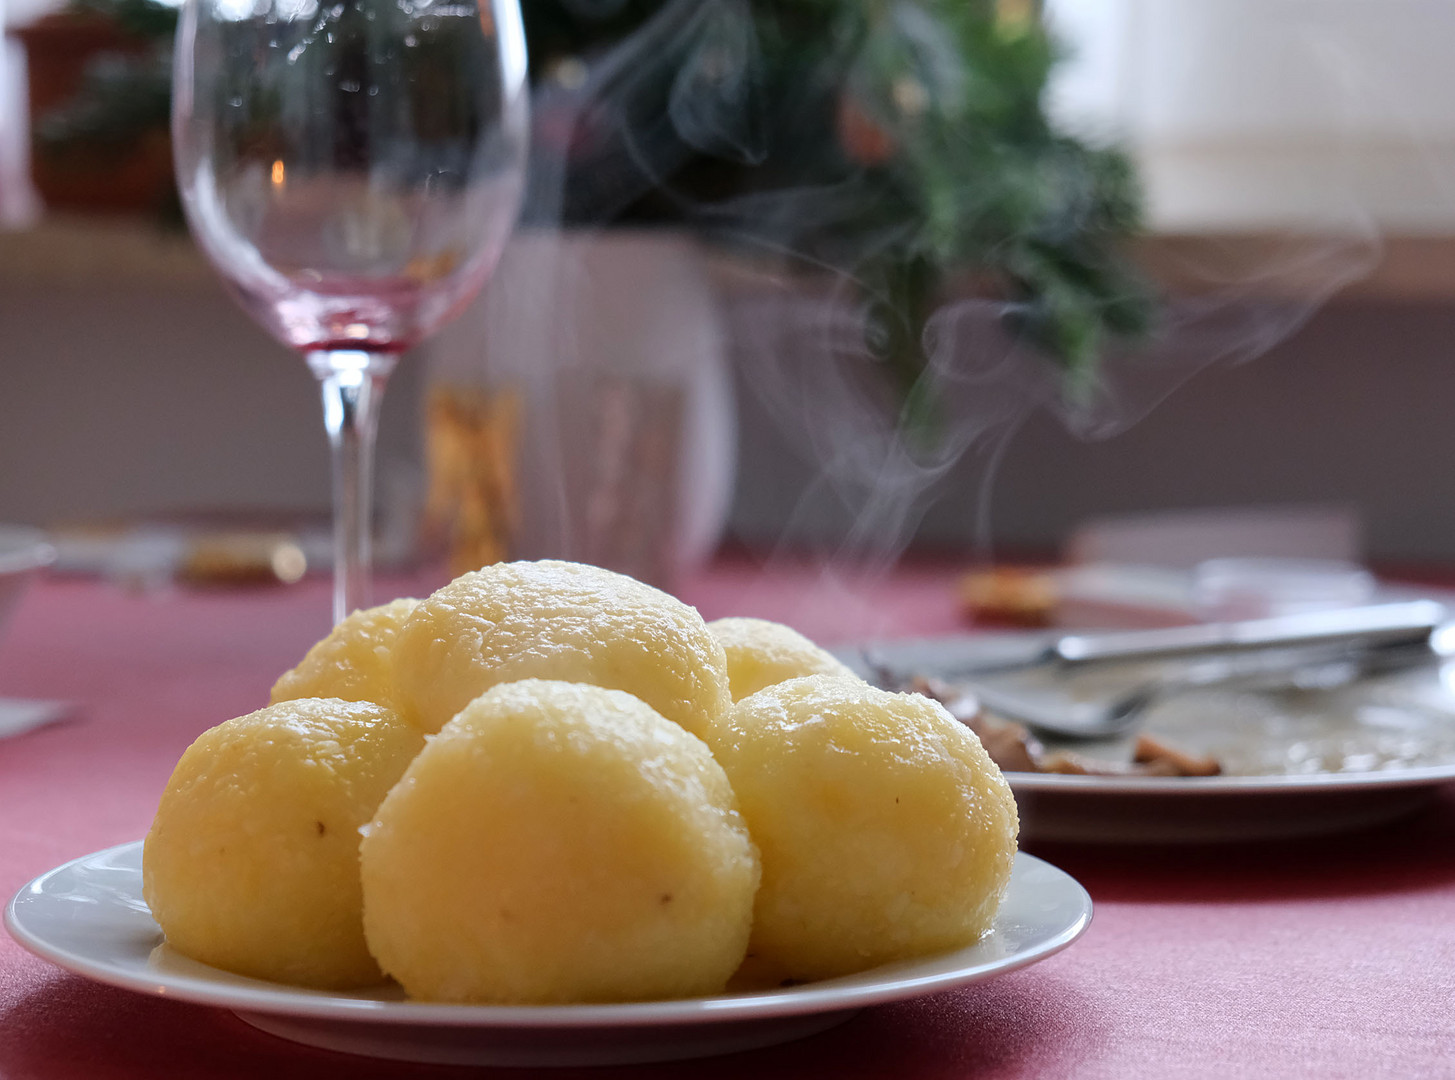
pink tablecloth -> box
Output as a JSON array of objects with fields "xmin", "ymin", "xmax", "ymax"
[{"xmin": 3, "ymin": 567, "xmax": 1454, "ymax": 1080}]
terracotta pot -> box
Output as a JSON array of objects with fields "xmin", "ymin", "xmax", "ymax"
[
  {"xmin": 29, "ymin": 129, "xmax": 174, "ymax": 214},
  {"xmin": 14, "ymin": 13, "xmax": 173, "ymax": 214}
]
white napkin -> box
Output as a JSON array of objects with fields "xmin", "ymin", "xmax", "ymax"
[{"xmin": 0, "ymin": 698, "xmax": 73, "ymax": 740}]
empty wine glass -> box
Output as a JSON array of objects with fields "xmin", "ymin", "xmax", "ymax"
[{"xmin": 173, "ymin": 0, "xmax": 528, "ymax": 623}]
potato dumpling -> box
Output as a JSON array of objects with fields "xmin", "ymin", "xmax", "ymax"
[
  {"xmin": 360, "ymin": 679, "xmax": 760, "ymax": 1004},
  {"xmin": 714, "ymin": 675, "xmax": 1018, "ymax": 982},
  {"xmin": 269, "ymin": 597, "xmax": 419, "ymax": 712},
  {"xmin": 707, "ymin": 616, "xmax": 860, "ymax": 702},
  {"xmin": 391, "ymin": 560, "xmax": 730, "ymax": 740},
  {"xmin": 142, "ymin": 698, "xmax": 425, "ymax": 989}
]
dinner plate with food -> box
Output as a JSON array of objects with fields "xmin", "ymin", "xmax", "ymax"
[
  {"xmin": 850, "ymin": 612, "xmax": 1455, "ymax": 843},
  {"xmin": 5, "ymin": 841, "xmax": 1089, "ymax": 1067},
  {"xmin": 6, "ymin": 561, "xmax": 1090, "ymax": 1066}
]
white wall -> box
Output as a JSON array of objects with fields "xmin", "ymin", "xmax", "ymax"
[
  {"xmin": 1046, "ymin": 0, "xmax": 1455, "ymax": 231},
  {"xmin": 0, "ymin": 272, "xmax": 424, "ymax": 527},
  {"xmin": 730, "ymin": 297, "xmax": 1455, "ymax": 565}
]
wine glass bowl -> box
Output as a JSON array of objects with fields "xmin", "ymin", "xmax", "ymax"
[{"xmin": 173, "ymin": 0, "xmax": 528, "ymax": 620}]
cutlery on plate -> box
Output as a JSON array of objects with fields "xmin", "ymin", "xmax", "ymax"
[{"xmin": 866, "ymin": 600, "xmax": 1450, "ymax": 740}]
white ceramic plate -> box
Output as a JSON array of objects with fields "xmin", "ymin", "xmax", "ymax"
[
  {"xmin": 851, "ymin": 634, "xmax": 1455, "ymax": 843},
  {"xmin": 5, "ymin": 842, "xmax": 1091, "ymax": 1067}
]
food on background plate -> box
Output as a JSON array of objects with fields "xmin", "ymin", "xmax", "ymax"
[
  {"xmin": 957, "ymin": 566, "xmax": 1058, "ymax": 627},
  {"xmin": 142, "ymin": 698, "xmax": 424, "ymax": 989},
  {"xmin": 269, "ymin": 597, "xmax": 420, "ymax": 712},
  {"xmin": 713, "ymin": 675, "xmax": 1019, "ymax": 983},
  {"xmin": 911, "ymin": 676, "xmax": 1222, "ymax": 778},
  {"xmin": 141, "ymin": 560, "xmax": 1020, "ymax": 1002},
  {"xmin": 360, "ymin": 680, "xmax": 760, "ymax": 1004},
  {"xmin": 1118, "ymin": 734, "xmax": 1223, "ymax": 777},
  {"xmin": 707, "ymin": 616, "xmax": 862, "ymax": 701},
  {"xmin": 390, "ymin": 560, "xmax": 731, "ymax": 741}
]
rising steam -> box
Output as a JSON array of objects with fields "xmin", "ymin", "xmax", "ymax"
[{"xmin": 437, "ymin": 0, "xmax": 1383, "ymax": 624}]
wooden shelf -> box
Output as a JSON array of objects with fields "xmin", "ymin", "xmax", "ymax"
[
  {"xmin": 1137, "ymin": 233, "xmax": 1455, "ymax": 303},
  {"xmin": 10, "ymin": 217, "xmax": 1455, "ymax": 302},
  {"xmin": 0, "ymin": 216, "xmax": 208, "ymax": 288}
]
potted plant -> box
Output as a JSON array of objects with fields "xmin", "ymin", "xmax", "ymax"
[{"xmin": 15, "ymin": 0, "xmax": 177, "ymax": 215}]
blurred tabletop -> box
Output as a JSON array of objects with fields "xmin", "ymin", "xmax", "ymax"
[{"xmin": 3, "ymin": 560, "xmax": 1455, "ymax": 1080}]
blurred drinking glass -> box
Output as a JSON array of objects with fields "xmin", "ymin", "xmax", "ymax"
[{"xmin": 173, "ymin": 0, "xmax": 528, "ymax": 622}]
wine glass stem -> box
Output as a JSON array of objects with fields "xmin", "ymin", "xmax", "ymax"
[{"xmin": 308, "ymin": 350, "xmax": 397, "ymax": 625}]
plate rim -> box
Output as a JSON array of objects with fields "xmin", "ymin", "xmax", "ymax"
[
  {"xmin": 5, "ymin": 841, "xmax": 1091, "ymax": 1030},
  {"xmin": 1006, "ymin": 761, "xmax": 1455, "ymax": 795}
]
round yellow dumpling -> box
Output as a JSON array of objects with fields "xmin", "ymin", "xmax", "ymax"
[
  {"xmin": 142, "ymin": 698, "xmax": 425, "ymax": 989},
  {"xmin": 714, "ymin": 675, "xmax": 1018, "ymax": 982},
  {"xmin": 390, "ymin": 560, "xmax": 730, "ymax": 740},
  {"xmin": 360, "ymin": 679, "xmax": 760, "ymax": 1004},
  {"xmin": 269, "ymin": 597, "xmax": 419, "ymax": 712},
  {"xmin": 708, "ymin": 616, "xmax": 860, "ymax": 701}
]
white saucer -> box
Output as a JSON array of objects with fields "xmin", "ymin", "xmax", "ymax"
[{"xmin": 5, "ymin": 841, "xmax": 1091, "ymax": 1067}]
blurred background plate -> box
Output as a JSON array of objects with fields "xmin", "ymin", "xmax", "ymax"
[
  {"xmin": 0, "ymin": 525, "xmax": 68, "ymax": 740},
  {"xmin": 850, "ymin": 629, "xmax": 1455, "ymax": 844},
  {"xmin": 0, "ymin": 524, "xmax": 54, "ymax": 637}
]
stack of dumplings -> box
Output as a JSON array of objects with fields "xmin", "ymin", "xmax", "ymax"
[{"xmin": 142, "ymin": 560, "xmax": 1018, "ymax": 1003}]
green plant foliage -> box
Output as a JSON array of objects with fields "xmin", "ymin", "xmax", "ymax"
[
  {"xmin": 33, "ymin": 52, "xmax": 172, "ymax": 154},
  {"xmin": 32, "ymin": 0, "xmax": 175, "ymax": 166},
  {"xmin": 70, "ymin": 0, "xmax": 178, "ymax": 38},
  {"xmin": 528, "ymin": 0, "xmax": 1156, "ymax": 413}
]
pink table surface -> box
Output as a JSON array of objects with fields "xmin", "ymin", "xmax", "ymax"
[{"xmin": 3, "ymin": 564, "xmax": 1455, "ymax": 1080}]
